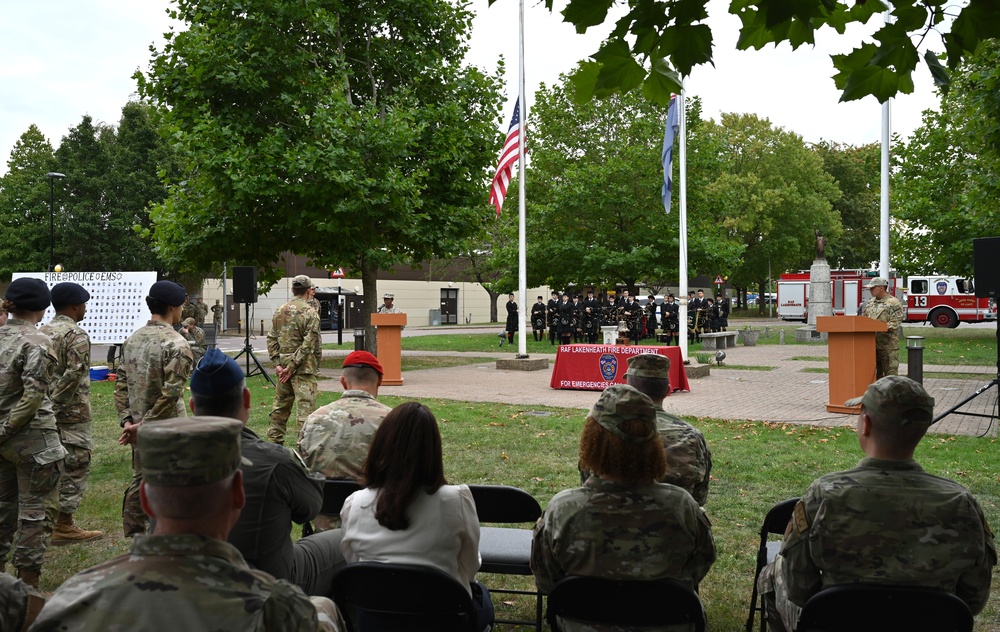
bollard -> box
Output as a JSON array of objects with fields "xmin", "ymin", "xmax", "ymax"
[
  {"xmin": 260, "ymin": 320, "xmax": 265, "ymax": 336},
  {"xmin": 238, "ymin": 319, "xmax": 242, "ymax": 334},
  {"xmin": 779, "ymin": 330, "xmax": 785, "ymax": 345},
  {"xmin": 354, "ymin": 327, "xmax": 366, "ymax": 352},
  {"xmin": 906, "ymin": 336, "xmax": 925, "ymax": 384}
]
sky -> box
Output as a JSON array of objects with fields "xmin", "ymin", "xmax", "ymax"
[{"xmin": 0, "ymin": 0, "xmax": 942, "ymax": 175}]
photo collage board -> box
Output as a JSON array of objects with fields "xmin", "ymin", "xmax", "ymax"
[{"xmin": 12, "ymin": 271, "xmax": 158, "ymax": 345}]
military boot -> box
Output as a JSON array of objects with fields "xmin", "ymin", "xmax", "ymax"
[
  {"xmin": 52, "ymin": 512, "xmax": 104, "ymax": 545},
  {"xmin": 16, "ymin": 567, "xmax": 41, "ymax": 589}
]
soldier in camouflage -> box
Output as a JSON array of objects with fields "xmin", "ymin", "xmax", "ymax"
[
  {"xmin": 180, "ymin": 317, "xmax": 207, "ymax": 365},
  {"xmin": 267, "ymin": 275, "xmax": 322, "ymax": 446},
  {"xmin": 114, "ymin": 280, "xmax": 194, "ymax": 537},
  {"xmin": 211, "ymin": 299, "xmax": 224, "ymax": 334},
  {"xmin": 0, "ymin": 570, "xmax": 45, "ymax": 631},
  {"xmin": 626, "ymin": 353, "xmax": 712, "ymax": 505},
  {"xmin": 194, "ymin": 297, "xmax": 209, "ymax": 326},
  {"xmin": 30, "ymin": 416, "xmax": 344, "ymax": 632},
  {"xmin": 298, "ymin": 350, "xmax": 391, "ymax": 530},
  {"xmin": 532, "ymin": 385, "xmax": 716, "ymax": 631},
  {"xmin": 862, "ymin": 276, "xmax": 904, "ymax": 378},
  {"xmin": 758, "ymin": 376, "xmax": 997, "ymax": 632},
  {"xmin": 0, "ymin": 278, "xmax": 67, "ymax": 588},
  {"xmin": 39, "ymin": 282, "xmax": 103, "ymax": 545},
  {"xmin": 181, "ymin": 294, "xmax": 197, "ymax": 322}
]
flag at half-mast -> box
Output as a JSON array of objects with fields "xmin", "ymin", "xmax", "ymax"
[
  {"xmin": 661, "ymin": 94, "xmax": 679, "ymax": 213},
  {"xmin": 489, "ymin": 99, "xmax": 521, "ymax": 216}
]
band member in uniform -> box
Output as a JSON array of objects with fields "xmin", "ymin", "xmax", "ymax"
[
  {"xmin": 705, "ymin": 297, "xmax": 720, "ymax": 333},
  {"xmin": 689, "ymin": 290, "xmax": 704, "ymax": 343},
  {"xmin": 531, "ymin": 296, "xmax": 547, "ymax": 342},
  {"xmin": 661, "ymin": 294, "xmax": 680, "ymax": 346},
  {"xmin": 582, "ymin": 291, "xmax": 600, "ymax": 344},
  {"xmin": 571, "ymin": 295, "xmax": 584, "ymax": 343},
  {"xmin": 557, "ymin": 293, "xmax": 575, "ymax": 346},
  {"xmin": 645, "ymin": 294, "xmax": 659, "ymax": 340},
  {"xmin": 622, "ymin": 294, "xmax": 641, "ymax": 344},
  {"xmin": 504, "ymin": 293, "xmax": 518, "ymax": 345},
  {"xmin": 547, "ymin": 291, "xmax": 560, "ymax": 346},
  {"xmin": 716, "ymin": 293, "xmax": 731, "ymax": 331}
]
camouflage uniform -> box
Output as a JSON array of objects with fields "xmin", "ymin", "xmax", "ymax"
[
  {"xmin": 655, "ymin": 410, "xmax": 712, "ymax": 506},
  {"xmin": 298, "ymin": 391, "xmax": 392, "ymax": 530},
  {"xmin": 113, "ymin": 321, "xmax": 194, "ymax": 537},
  {"xmin": 267, "ymin": 297, "xmax": 321, "ymax": 445},
  {"xmin": 180, "ymin": 325, "xmax": 207, "ymax": 365},
  {"xmin": 211, "ymin": 302, "xmax": 224, "ymax": 333},
  {"xmin": 31, "ymin": 416, "xmax": 342, "ymax": 632},
  {"xmin": 195, "ymin": 300, "xmax": 209, "ymax": 326},
  {"xmin": 38, "ymin": 315, "xmax": 93, "ymax": 517},
  {"xmin": 759, "ymin": 458, "xmax": 997, "ymax": 631},
  {"xmin": 532, "ymin": 476, "xmax": 716, "ymax": 632},
  {"xmin": 0, "ymin": 570, "xmax": 44, "ymax": 631},
  {"xmin": 181, "ymin": 300, "xmax": 197, "ymax": 323},
  {"xmin": 0, "ymin": 319, "xmax": 66, "ymax": 576},
  {"xmin": 863, "ymin": 294, "xmax": 904, "ymax": 378}
]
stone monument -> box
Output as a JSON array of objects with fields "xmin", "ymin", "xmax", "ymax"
[{"xmin": 796, "ymin": 229, "xmax": 832, "ymax": 342}]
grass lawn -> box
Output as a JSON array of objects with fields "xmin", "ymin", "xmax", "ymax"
[{"xmin": 44, "ymin": 377, "xmax": 1000, "ymax": 631}]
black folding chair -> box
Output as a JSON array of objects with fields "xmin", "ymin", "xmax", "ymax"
[
  {"xmin": 746, "ymin": 497, "xmax": 800, "ymax": 631},
  {"xmin": 331, "ymin": 562, "xmax": 480, "ymax": 632},
  {"xmin": 302, "ymin": 479, "xmax": 362, "ymax": 537},
  {"xmin": 796, "ymin": 584, "xmax": 974, "ymax": 632},
  {"xmin": 467, "ymin": 484, "xmax": 543, "ymax": 631},
  {"xmin": 546, "ymin": 576, "xmax": 706, "ymax": 632}
]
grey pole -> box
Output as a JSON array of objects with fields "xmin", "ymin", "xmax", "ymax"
[{"xmin": 45, "ymin": 172, "xmax": 65, "ymax": 272}]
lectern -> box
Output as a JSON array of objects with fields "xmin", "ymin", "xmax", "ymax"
[
  {"xmin": 371, "ymin": 313, "xmax": 407, "ymax": 386},
  {"xmin": 816, "ymin": 316, "xmax": 887, "ymax": 413}
]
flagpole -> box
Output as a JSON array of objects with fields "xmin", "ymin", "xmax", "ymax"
[
  {"xmin": 678, "ymin": 86, "xmax": 689, "ymax": 363},
  {"xmin": 879, "ymin": 9, "xmax": 891, "ymax": 282},
  {"xmin": 516, "ymin": 0, "xmax": 528, "ymax": 358}
]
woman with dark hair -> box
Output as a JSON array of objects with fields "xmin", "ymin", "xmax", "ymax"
[
  {"xmin": 532, "ymin": 385, "xmax": 716, "ymax": 631},
  {"xmin": 0, "ymin": 278, "xmax": 66, "ymax": 588},
  {"xmin": 340, "ymin": 402, "xmax": 493, "ymax": 630}
]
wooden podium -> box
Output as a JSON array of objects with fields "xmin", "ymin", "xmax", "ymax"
[
  {"xmin": 371, "ymin": 313, "xmax": 406, "ymax": 386},
  {"xmin": 816, "ymin": 316, "xmax": 886, "ymax": 413}
]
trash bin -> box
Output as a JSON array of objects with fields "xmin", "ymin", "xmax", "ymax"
[
  {"xmin": 429, "ymin": 309, "xmax": 441, "ymax": 326},
  {"xmin": 354, "ymin": 327, "xmax": 365, "ymax": 351}
]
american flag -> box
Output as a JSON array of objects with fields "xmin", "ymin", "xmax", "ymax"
[{"xmin": 489, "ymin": 99, "xmax": 521, "ymax": 216}]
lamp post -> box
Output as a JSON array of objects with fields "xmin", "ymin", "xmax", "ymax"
[{"xmin": 45, "ymin": 172, "xmax": 65, "ymax": 272}]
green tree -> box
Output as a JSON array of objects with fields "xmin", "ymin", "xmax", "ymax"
[
  {"xmin": 0, "ymin": 125, "xmax": 57, "ymax": 277},
  {"xmin": 813, "ymin": 141, "xmax": 881, "ymax": 269},
  {"xmin": 500, "ymin": 0, "xmax": 1000, "ymax": 104},
  {"xmin": 893, "ymin": 40, "xmax": 1000, "ymax": 277},
  {"xmin": 525, "ymin": 76, "xmax": 738, "ymax": 293},
  {"xmin": 699, "ymin": 114, "xmax": 842, "ymax": 308},
  {"xmin": 463, "ymin": 209, "xmax": 519, "ymax": 323},
  {"xmin": 136, "ymin": 0, "xmax": 503, "ymax": 351}
]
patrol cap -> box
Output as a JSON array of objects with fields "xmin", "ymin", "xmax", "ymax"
[
  {"xmin": 845, "ymin": 376, "xmax": 935, "ymax": 426},
  {"xmin": 183, "ymin": 317, "xmax": 196, "ymax": 326},
  {"xmin": 343, "ymin": 350, "xmax": 384, "ymax": 376},
  {"xmin": 190, "ymin": 348, "xmax": 246, "ymax": 395},
  {"xmin": 625, "ymin": 353, "xmax": 670, "ymax": 380},
  {"xmin": 383, "ymin": 292, "xmax": 394, "ymax": 299},
  {"xmin": 866, "ymin": 276, "xmax": 889, "ymax": 288},
  {"xmin": 589, "ymin": 385, "xmax": 657, "ymax": 444},
  {"xmin": 5, "ymin": 278, "xmax": 51, "ymax": 311},
  {"xmin": 138, "ymin": 417, "xmax": 248, "ymax": 487},
  {"xmin": 292, "ymin": 275, "xmax": 313, "ymax": 289},
  {"xmin": 50, "ymin": 282, "xmax": 90, "ymax": 308},
  {"xmin": 149, "ymin": 280, "xmax": 186, "ymax": 306}
]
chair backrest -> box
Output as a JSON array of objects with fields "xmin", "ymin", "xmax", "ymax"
[
  {"xmin": 796, "ymin": 584, "xmax": 974, "ymax": 632},
  {"xmin": 202, "ymin": 327, "xmax": 217, "ymax": 349},
  {"xmin": 467, "ymin": 484, "xmax": 542, "ymax": 523},
  {"xmin": 321, "ymin": 479, "xmax": 363, "ymax": 516},
  {"xmin": 546, "ymin": 576, "xmax": 706, "ymax": 632},
  {"xmin": 330, "ymin": 562, "xmax": 479, "ymax": 632},
  {"xmin": 756, "ymin": 498, "xmax": 799, "ymax": 565}
]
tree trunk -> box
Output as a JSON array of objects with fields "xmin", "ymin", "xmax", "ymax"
[
  {"xmin": 486, "ymin": 288, "xmax": 500, "ymax": 322},
  {"xmin": 757, "ymin": 279, "xmax": 767, "ymax": 315},
  {"xmin": 361, "ymin": 256, "xmax": 378, "ymax": 355}
]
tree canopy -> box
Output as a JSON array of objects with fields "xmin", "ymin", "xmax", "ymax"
[
  {"xmin": 498, "ymin": 0, "xmax": 1000, "ymax": 105},
  {"xmin": 137, "ymin": 0, "xmax": 504, "ymax": 348}
]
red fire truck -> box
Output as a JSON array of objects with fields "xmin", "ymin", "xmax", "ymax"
[
  {"xmin": 902, "ymin": 275, "xmax": 996, "ymax": 328},
  {"xmin": 777, "ymin": 269, "xmax": 899, "ymax": 322}
]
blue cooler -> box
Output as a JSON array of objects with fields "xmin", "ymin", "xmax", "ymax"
[{"xmin": 90, "ymin": 366, "xmax": 110, "ymax": 381}]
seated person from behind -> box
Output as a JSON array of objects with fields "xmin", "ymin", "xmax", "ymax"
[
  {"xmin": 533, "ymin": 385, "xmax": 716, "ymax": 630},
  {"xmin": 758, "ymin": 376, "xmax": 997, "ymax": 632},
  {"xmin": 298, "ymin": 350, "xmax": 392, "ymax": 530},
  {"xmin": 190, "ymin": 348, "xmax": 344, "ymax": 597},
  {"xmin": 31, "ymin": 416, "xmax": 344, "ymax": 632},
  {"xmin": 580, "ymin": 353, "xmax": 712, "ymax": 506},
  {"xmin": 339, "ymin": 402, "xmax": 494, "ymax": 632}
]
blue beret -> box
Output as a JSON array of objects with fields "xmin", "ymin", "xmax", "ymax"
[
  {"xmin": 190, "ymin": 348, "xmax": 246, "ymax": 395},
  {"xmin": 50, "ymin": 282, "xmax": 90, "ymax": 308},
  {"xmin": 149, "ymin": 281, "xmax": 186, "ymax": 306},
  {"xmin": 5, "ymin": 278, "xmax": 51, "ymax": 311}
]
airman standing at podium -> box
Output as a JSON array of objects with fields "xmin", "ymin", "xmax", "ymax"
[{"xmin": 862, "ymin": 277, "xmax": 904, "ymax": 378}]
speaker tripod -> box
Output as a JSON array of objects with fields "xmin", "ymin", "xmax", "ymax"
[
  {"xmin": 932, "ymin": 317, "xmax": 998, "ymax": 425},
  {"xmin": 234, "ymin": 302, "xmax": 275, "ymax": 386}
]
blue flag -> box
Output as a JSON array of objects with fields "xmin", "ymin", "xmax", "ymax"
[{"xmin": 661, "ymin": 95, "xmax": 679, "ymax": 213}]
